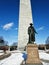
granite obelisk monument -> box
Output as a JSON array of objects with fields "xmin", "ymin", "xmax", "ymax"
[{"xmin": 18, "ymin": 0, "xmax": 33, "ymax": 50}]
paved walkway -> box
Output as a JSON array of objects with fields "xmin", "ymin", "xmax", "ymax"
[
  {"xmin": 0, "ymin": 50, "xmax": 49, "ymax": 65},
  {"xmin": 0, "ymin": 53, "xmax": 24, "ymax": 65}
]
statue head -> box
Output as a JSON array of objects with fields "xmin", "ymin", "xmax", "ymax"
[{"xmin": 30, "ymin": 23, "xmax": 33, "ymax": 26}]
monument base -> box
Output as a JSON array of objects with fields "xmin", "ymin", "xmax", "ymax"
[
  {"xmin": 23, "ymin": 63, "xmax": 42, "ymax": 65},
  {"xmin": 26, "ymin": 44, "xmax": 43, "ymax": 65}
]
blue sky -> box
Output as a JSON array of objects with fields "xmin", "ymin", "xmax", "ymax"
[
  {"xmin": 0, "ymin": 0, "xmax": 49, "ymax": 45},
  {"xmin": 31, "ymin": 0, "xmax": 49, "ymax": 44}
]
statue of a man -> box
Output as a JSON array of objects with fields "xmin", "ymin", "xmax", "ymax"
[{"xmin": 28, "ymin": 23, "xmax": 37, "ymax": 43}]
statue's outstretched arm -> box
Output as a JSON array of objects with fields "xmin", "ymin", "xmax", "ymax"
[{"xmin": 34, "ymin": 28, "xmax": 38, "ymax": 34}]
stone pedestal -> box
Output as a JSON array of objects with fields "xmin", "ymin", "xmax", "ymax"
[{"xmin": 26, "ymin": 44, "xmax": 42, "ymax": 65}]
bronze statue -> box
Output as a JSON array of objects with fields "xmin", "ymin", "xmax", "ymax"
[{"xmin": 28, "ymin": 23, "xmax": 37, "ymax": 43}]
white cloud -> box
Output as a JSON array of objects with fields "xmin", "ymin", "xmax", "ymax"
[
  {"xmin": 37, "ymin": 26, "xmax": 44, "ymax": 31},
  {"xmin": 2, "ymin": 22, "xmax": 14, "ymax": 30}
]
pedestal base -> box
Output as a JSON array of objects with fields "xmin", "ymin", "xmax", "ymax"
[
  {"xmin": 24, "ymin": 63, "xmax": 43, "ymax": 65},
  {"xmin": 26, "ymin": 44, "xmax": 42, "ymax": 65}
]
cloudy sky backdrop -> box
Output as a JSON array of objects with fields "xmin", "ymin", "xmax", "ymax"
[{"xmin": 0, "ymin": 0, "xmax": 49, "ymax": 45}]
